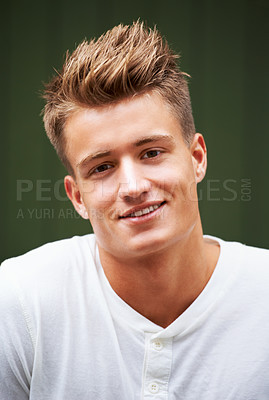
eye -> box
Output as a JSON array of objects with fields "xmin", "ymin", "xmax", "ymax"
[
  {"xmin": 142, "ymin": 149, "xmax": 161, "ymax": 159},
  {"xmin": 92, "ymin": 163, "xmax": 113, "ymax": 174}
]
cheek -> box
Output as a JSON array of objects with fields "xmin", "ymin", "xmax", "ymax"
[
  {"xmin": 81, "ymin": 180, "xmax": 117, "ymax": 208},
  {"xmin": 159, "ymin": 167, "xmax": 197, "ymax": 203},
  {"xmin": 80, "ymin": 182, "xmax": 121, "ymax": 226}
]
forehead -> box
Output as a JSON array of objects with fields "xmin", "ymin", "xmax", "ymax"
[{"xmin": 64, "ymin": 93, "xmax": 185, "ymax": 167}]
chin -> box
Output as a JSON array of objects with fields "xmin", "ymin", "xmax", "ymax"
[
  {"xmin": 118, "ymin": 230, "xmax": 178, "ymax": 258},
  {"xmin": 128, "ymin": 224, "xmax": 197, "ymax": 256}
]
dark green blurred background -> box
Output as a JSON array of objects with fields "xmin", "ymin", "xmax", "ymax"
[{"xmin": 1, "ymin": 0, "xmax": 268, "ymax": 263}]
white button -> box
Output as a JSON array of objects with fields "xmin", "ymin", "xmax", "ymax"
[
  {"xmin": 152, "ymin": 339, "xmax": 163, "ymax": 351},
  {"xmin": 148, "ymin": 382, "xmax": 159, "ymax": 394}
]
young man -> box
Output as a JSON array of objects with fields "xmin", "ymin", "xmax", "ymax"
[{"xmin": 0, "ymin": 21, "xmax": 269, "ymax": 399}]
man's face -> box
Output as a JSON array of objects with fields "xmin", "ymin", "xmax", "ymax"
[{"xmin": 64, "ymin": 93, "xmax": 206, "ymax": 260}]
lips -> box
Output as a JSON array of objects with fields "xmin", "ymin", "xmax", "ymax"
[{"xmin": 119, "ymin": 201, "xmax": 166, "ymax": 219}]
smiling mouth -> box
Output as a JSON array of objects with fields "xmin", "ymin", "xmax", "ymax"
[{"xmin": 119, "ymin": 201, "xmax": 166, "ymax": 218}]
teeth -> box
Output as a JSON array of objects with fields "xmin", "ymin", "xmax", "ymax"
[
  {"xmin": 128, "ymin": 203, "xmax": 162, "ymax": 218},
  {"xmin": 142, "ymin": 207, "xmax": 150, "ymax": 215},
  {"xmin": 134, "ymin": 210, "xmax": 143, "ymax": 217}
]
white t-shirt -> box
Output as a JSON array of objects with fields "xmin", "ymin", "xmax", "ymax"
[{"xmin": 0, "ymin": 234, "xmax": 269, "ymax": 400}]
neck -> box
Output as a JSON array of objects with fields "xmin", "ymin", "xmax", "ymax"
[{"xmin": 98, "ymin": 223, "xmax": 220, "ymax": 328}]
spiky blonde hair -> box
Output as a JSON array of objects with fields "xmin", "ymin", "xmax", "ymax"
[{"xmin": 42, "ymin": 21, "xmax": 195, "ymax": 174}]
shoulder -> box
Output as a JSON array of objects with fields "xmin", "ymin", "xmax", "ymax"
[
  {"xmin": 1, "ymin": 234, "xmax": 96, "ymax": 278},
  {"xmin": 222, "ymin": 237, "xmax": 269, "ymax": 268},
  {"xmin": 240, "ymin": 241, "xmax": 269, "ymax": 262},
  {"xmin": 0, "ymin": 234, "xmax": 99, "ymax": 339},
  {"xmin": 206, "ymin": 235, "xmax": 269, "ymax": 264},
  {"xmin": 205, "ymin": 234, "xmax": 269, "ymax": 287},
  {"xmin": 0, "ymin": 234, "xmax": 97, "ymax": 390},
  {"xmin": 209, "ymin": 235, "xmax": 269, "ymax": 293},
  {"xmin": 237, "ymin": 242, "xmax": 269, "ymax": 285},
  {"xmin": 0, "ymin": 234, "xmax": 97, "ymax": 307}
]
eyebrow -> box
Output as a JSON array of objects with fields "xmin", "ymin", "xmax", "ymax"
[
  {"xmin": 134, "ymin": 134, "xmax": 176, "ymax": 147},
  {"xmin": 76, "ymin": 134, "xmax": 175, "ymax": 169},
  {"xmin": 77, "ymin": 150, "xmax": 112, "ymax": 169}
]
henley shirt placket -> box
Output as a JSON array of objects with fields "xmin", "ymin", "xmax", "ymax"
[{"xmin": 142, "ymin": 333, "xmax": 173, "ymax": 399}]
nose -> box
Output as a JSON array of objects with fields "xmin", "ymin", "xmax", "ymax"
[{"xmin": 118, "ymin": 159, "xmax": 151, "ymax": 201}]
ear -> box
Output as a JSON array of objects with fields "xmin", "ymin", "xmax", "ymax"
[
  {"xmin": 64, "ymin": 175, "xmax": 89, "ymax": 220},
  {"xmin": 190, "ymin": 133, "xmax": 207, "ymax": 183}
]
